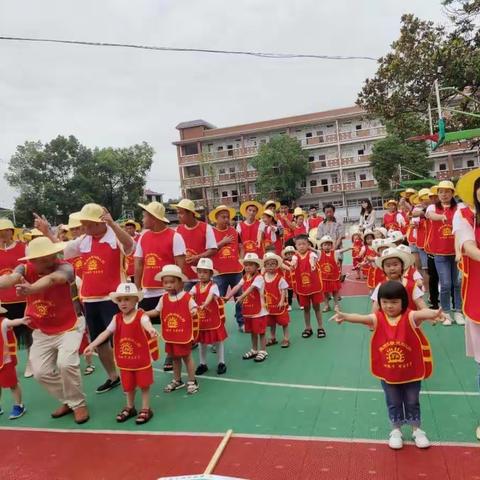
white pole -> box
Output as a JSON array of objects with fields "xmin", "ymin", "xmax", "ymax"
[
  {"xmin": 434, "ymin": 79, "xmax": 442, "ymax": 119},
  {"xmin": 428, "ymin": 103, "xmax": 433, "ymax": 135}
]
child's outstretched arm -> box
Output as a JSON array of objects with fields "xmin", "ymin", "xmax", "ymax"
[
  {"xmin": 4, "ymin": 317, "xmax": 30, "ymax": 328},
  {"xmin": 337, "ymin": 246, "xmax": 353, "ymax": 254},
  {"xmin": 225, "ymin": 282, "xmax": 242, "ymax": 301},
  {"xmin": 141, "ymin": 316, "xmax": 158, "ymax": 338},
  {"xmin": 235, "ymin": 285, "xmax": 255, "ymax": 304},
  {"xmin": 410, "ymin": 308, "xmax": 443, "ymax": 326},
  {"xmin": 144, "ymin": 309, "xmax": 160, "ymax": 319},
  {"xmin": 200, "ymin": 291, "xmax": 215, "ymax": 309},
  {"xmin": 84, "ymin": 329, "xmax": 113, "ymax": 355},
  {"xmin": 332, "ymin": 307, "xmax": 375, "ymax": 327}
]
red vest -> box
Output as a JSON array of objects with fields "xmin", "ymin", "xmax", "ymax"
[
  {"xmin": 161, "ymin": 292, "xmax": 199, "ymax": 343},
  {"xmin": 405, "ymin": 266, "xmax": 416, "ymax": 283},
  {"xmin": 293, "ymin": 252, "xmax": 323, "ymax": 295},
  {"xmin": 0, "ymin": 242, "xmax": 26, "ymax": 304},
  {"xmin": 283, "ymin": 259, "xmax": 294, "ymax": 289},
  {"xmin": 212, "ymin": 227, "xmax": 243, "ymax": 274},
  {"xmin": 264, "ymin": 272, "xmax": 287, "ymax": 315},
  {"xmin": 238, "ymin": 220, "xmax": 262, "ymax": 256},
  {"xmin": 81, "ymin": 238, "xmax": 124, "ymax": 299},
  {"xmin": 426, "ymin": 205, "xmax": 456, "ymax": 255},
  {"xmin": 399, "ymin": 211, "xmax": 409, "ymax": 234},
  {"xmin": 192, "ymin": 282, "xmax": 225, "ymax": 330},
  {"xmin": 362, "ymin": 246, "xmax": 376, "ymax": 278},
  {"xmin": 406, "ymin": 223, "xmax": 416, "ymax": 245},
  {"xmin": 241, "ymin": 273, "xmax": 263, "ymax": 317},
  {"xmin": 277, "ymin": 214, "xmax": 294, "ymax": 242},
  {"xmin": 368, "ymin": 266, "xmax": 386, "ymax": 290},
  {"xmin": 262, "ymin": 225, "xmax": 282, "ymax": 255},
  {"xmin": 112, "ymin": 309, "xmax": 158, "ymax": 370},
  {"xmin": 177, "ymin": 222, "xmax": 209, "ymax": 280},
  {"xmin": 416, "ymin": 217, "xmax": 427, "ymax": 249},
  {"xmin": 403, "ymin": 278, "xmax": 419, "ymax": 311},
  {"xmin": 459, "ymin": 208, "xmax": 480, "ymax": 322},
  {"xmin": 68, "ymin": 256, "xmax": 84, "ymax": 278},
  {"xmin": 318, "ymin": 251, "xmax": 340, "ymax": 281},
  {"xmin": 352, "ymin": 239, "xmax": 363, "ymax": 260},
  {"xmin": 371, "ymin": 309, "xmax": 431, "ymax": 384},
  {"xmin": 125, "ymin": 233, "xmax": 140, "ymax": 277},
  {"xmin": 140, "ymin": 229, "xmax": 176, "ymax": 288},
  {"xmin": 308, "ymin": 217, "xmax": 322, "ymax": 230},
  {"xmin": 24, "ymin": 260, "xmax": 78, "ymax": 335},
  {"xmin": 383, "ymin": 212, "xmax": 400, "ymax": 231},
  {"xmin": 293, "ymin": 224, "xmax": 307, "ymax": 237},
  {"xmin": 0, "ymin": 321, "xmax": 17, "ymax": 368}
]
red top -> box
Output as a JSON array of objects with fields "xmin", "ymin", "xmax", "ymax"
[
  {"xmin": 241, "ymin": 273, "xmax": 263, "ymax": 317},
  {"xmin": 238, "ymin": 220, "xmax": 262, "ymax": 257},
  {"xmin": 371, "ymin": 309, "xmax": 430, "ymax": 384},
  {"xmin": 318, "ymin": 251, "xmax": 340, "ymax": 282},
  {"xmin": 283, "ymin": 259, "xmax": 294, "ymax": 289},
  {"xmin": 177, "ymin": 221, "xmax": 209, "ymax": 280},
  {"xmin": 0, "ymin": 321, "xmax": 17, "ymax": 368},
  {"xmin": 24, "ymin": 260, "xmax": 77, "ymax": 335},
  {"xmin": 264, "ymin": 272, "xmax": 287, "ymax": 315},
  {"xmin": 425, "ymin": 205, "xmax": 456, "ymax": 255},
  {"xmin": 383, "ymin": 212, "xmax": 400, "ymax": 231},
  {"xmin": 125, "ymin": 232, "xmax": 140, "ymax": 277},
  {"xmin": 292, "ymin": 252, "xmax": 323, "ymax": 295},
  {"xmin": 369, "ymin": 267, "xmax": 386, "ymax": 289},
  {"xmin": 212, "ymin": 226, "xmax": 243, "ymax": 274},
  {"xmin": 403, "ymin": 278, "xmax": 419, "ymax": 311},
  {"xmin": 293, "ymin": 224, "xmax": 307, "ymax": 237},
  {"xmin": 262, "ymin": 225, "xmax": 282, "ymax": 255},
  {"xmin": 399, "ymin": 211, "xmax": 409, "ymax": 234},
  {"xmin": 416, "ymin": 217, "xmax": 427, "ymax": 249},
  {"xmin": 112, "ymin": 309, "xmax": 158, "ymax": 370},
  {"xmin": 161, "ymin": 293, "xmax": 197, "ymax": 344},
  {"xmin": 81, "ymin": 238, "xmax": 124, "ymax": 299},
  {"xmin": 406, "ymin": 223, "xmax": 416, "ymax": 245},
  {"xmin": 308, "ymin": 217, "xmax": 323, "ymax": 230},
  {"xmin": 277, "ymin": 214, "xmax": 294, "ymax": 242},
  {"xmin": 139, "ymin": 229, "xmax": 176, "ymax": 288},
  {"xmin": 192, "ymin": 282, "xmax": 225, "ymax": 330},
  {"xmin": 0, "ymin": 242, "xmax": 26, "ymax": 304},
  {"xmin": 67, "ymin": 256, "xmax": 84, "ymax": 279}
]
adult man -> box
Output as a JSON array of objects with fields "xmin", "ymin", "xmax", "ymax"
[
  {"xmin": 0, "ymin": 237, "xmax": 89, "ymax": 423},
  {"xmin": 172, "ymin": 199, "xmax": 217, "ymax": 289},
  {"xmin": 209, "ymin": 204, "xmax": 244, "ymax": 330},
  {"xmin": 307, "ymin": 206, "xmax": 323, "ymax": 231},
  {"xmin": 135, "ymin": 201, "xmax": 186, "ymax": 310},
  {"xmin": 237, "ymin": 200, "xmax": 263, "ymax": 258}
]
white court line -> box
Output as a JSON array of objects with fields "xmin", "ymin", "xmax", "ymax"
[
  {"xmin": 1, "ymin": 426, "xmax": 478, "ymax": 448},
  {"xmin": 153, "ymin": 368, "xmax": 479, "ymax": 397}
]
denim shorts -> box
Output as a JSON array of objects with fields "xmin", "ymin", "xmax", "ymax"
[{"xmin": 417, "ymin": 248, "xmax": 428, "ymax": 270}]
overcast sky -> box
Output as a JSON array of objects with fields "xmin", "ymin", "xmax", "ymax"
[{"xmin": 0, "ymin": 0, "xmax": 448, "ymax": 210}]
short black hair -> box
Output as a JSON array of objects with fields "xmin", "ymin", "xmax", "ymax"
[
  {"xmin": 309, "ymin": 205, "xmax": 317, "ymax": 211},
  {"xmin": 280, "ymin": 200, "xmax": 290, "ymax": 207},
  {"xmin": 323, "ymin": 203, "xmax": 335, "ymax": 213},
  {"xmin": 264, "ymin": 244, "xmax": 276, "ymax": 253},
  {"xmin": 377, "ymin": 281, "xmax": 409, "ymax": 313},
  {"xmin": 294, "ymin": 234, "xmax": 309, "ymax": 243}
]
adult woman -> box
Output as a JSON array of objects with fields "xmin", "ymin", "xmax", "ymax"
[
  {"xmin": 453, "ymin": 168, "xmax": 480, "ymax": 440},
  {"xmin": 425, "ymin": 181, "xmax": 464, "ymax": 326},
  {"xmin": 358, "ymin": 199, "xmax": 376, "ymax": 231}
]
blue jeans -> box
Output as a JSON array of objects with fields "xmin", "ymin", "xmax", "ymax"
[
  {"xmin": 417, "ymin": 248, "xmax": 428, "ymax": 270},
  {"xmin": 214, "ymin": 273, "xmax": 244, "ymax": 327},
  {"xmin": 381, "ymin": 380, "xmax": 422, "ymax": 428},
  {"xmin": 434, "ymin": 255, "xmax": 462, "ymax": 313}
]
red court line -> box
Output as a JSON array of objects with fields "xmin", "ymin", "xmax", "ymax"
[
  {"xmin": 340, "ymin": 265, "xmax": 371, "ymax": 297},
  {"xmin": 2, "ymin": 429, "xmax": 479, "ymax": 480}
]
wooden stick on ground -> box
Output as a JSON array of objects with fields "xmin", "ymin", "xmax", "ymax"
[{"xmin": 203, "ymin": 429, "xmax": 233, "ymax": 475}]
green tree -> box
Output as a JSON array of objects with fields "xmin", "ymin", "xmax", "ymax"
[{"xmin": 250, "ymin": 135, "xmax": 309, "ymax": 204}]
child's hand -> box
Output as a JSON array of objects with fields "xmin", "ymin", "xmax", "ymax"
[
  {"xmin": 147, "ymin": 326, "xmax": 158, "ymax": 338},
  {"xmin": 83, "ymin": 344, "xmax": 95, "ymax": 356},
  {"xmin": 331, "ymin": 306, "xmax": 346, "ymax": 324},
  {"xmin": 277, "ymin": 301, "xmax": 285, "ymax": 308}
]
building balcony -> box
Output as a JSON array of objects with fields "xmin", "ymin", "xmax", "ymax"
[
  {"xmin": 179, "ymin": 146, "xmax": 259, "ymax": 165},
  {"xmin": 309, "ymin": 154, "xmax": 372, "ymax": 173},
  {"xmin": 435, "ymin": 167, "xmax": 475, "ymax": 180},
  {"xmin": 300, "ymin": 126, "xmax": 386, "ymax": 149},
  {"xmin": 309, "ymin": 179, "xmax": 377, "ymax": 195},
  {"xmin": 182, "ymin": 170, "xmax": 257, "ymax": 188},
  {"xmin": 341, "ymin": 153, "xmax": 371, "ymax": 167}
]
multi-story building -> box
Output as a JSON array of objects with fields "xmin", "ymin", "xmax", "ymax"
[{"xmin": 174, "ymin": 106, "xmax": 479, "ymax": 218}]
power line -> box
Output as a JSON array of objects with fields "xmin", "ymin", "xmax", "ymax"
[{"xmin": 0, "ymin": 35, "xmax": 378, "ymax": 61}]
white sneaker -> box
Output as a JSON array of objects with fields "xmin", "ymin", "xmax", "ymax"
[
  {"xmin": 453, "ymin": 312, "xmax": 465, "ymax": 326},
  {"xmin": 412, "ymin": 429, "xmax": 430, "ymax": 448},
  {"xmin": 288, "ymin": 305, "xmax": 292, "ymax": 311},
  {"xmin": 388, "ymin": 428, "xmax": 403, "ymax": 449},
  {"xmin": 24, "ymin": 360, "xmax": 33, "ymax": 378},
  {"xmin": 442, "ymin": 313, "xmax": 453, "ymax": 326},
  {"xmin": 476, "ymin": 425, "xmax": 480, "ymax": 441}
]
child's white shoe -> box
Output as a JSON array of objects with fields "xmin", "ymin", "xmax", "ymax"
[
  {"xmin": 476, "ymin": 425, "xmax": 480, "ymax": 441},
  {"xmin": 388, "ymin": 428, "xmax": 403, "ymax": 449},
  {"xmin": 412, "ymin": 429, "xmax": 430, "ymax": 448},
  {"xmin": 442, "ymin": 313, "xmax": 453, "ymax": 326},
  {"xmin": 453, "ymin": 312, "xmax": 465, "ymax": 325}
]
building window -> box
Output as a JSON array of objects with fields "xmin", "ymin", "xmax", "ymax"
[
  {"xmin": 305, "ymin": 132, "xmax": 313, "ymax": 138},
  {"xmin": 213, "ymin": 188, "xmax": 219, "ymax": 197},
  {"xmin": 221, "ymin": 191, "xmax": 228, "ymax": 197},
  {"xmin": 219, "ymin": 168, "xmax": 226, "ymax": 175},
  {"xmin": 326, "ymin": 124, "xmax": 334, "ymax": 128},
  {"xmin": 229, "ymin": 167, "xmax": 235, "ymax": 173},
  {"xmin": 316, "ymin": 130, "xmax": 324, "ymax": 137},
  {"xmin": 467, "ymin": 159, "xmax": 475, "ymax": 167},
  {"xmin": 357, "ymin": 149, "xmax": 364, "ymax": 155},
  {"xmin": 240, "ymin": 184, "xmax": 246, "ymax": 194},
  {"xmin": 453, "ymin": 158, "xmax": 463, "ymax": 169},
  {"xmin": 183, "ymin": 143, "xmax": 199, "ymax": 155},
  {"xmin": 346, "ymin": 171, "xmax": 356, "ymax": 181},
  {"xmin": 232, "ymin": 190, "xmax": 239, "ymax": 202},
  {"xmin": 439, "ymin": 163, "xmax": 447, "ymax": 171},
  {"xmin": 359, "ymin": 173, "xmax": 367, "ymax": 181},
  {"xmin": 355, "ymin": 124, "xmax": 362, "ymax": 130},
  {"xmin": 320, "ymin": 161, "xmax": 327, "ymax": 168},
  {"xmin": 318, "ymin": 154, "xmax": 326, "ymax": 161},
  {"xmin": 310, "ymin": 180, "xmax": 317, "ymax": 187},
  {"xmin": 371, "ymin": 196, "xmax": 383, "ymax": 208},
  {"xmin": 301, "ymin": 180, "xmax": 307, "ymax": 188},
  {"xmin": 217, "ymin": 146, "xmax": 224, "ymax": 151},
  {"xmin": 331, "ymin": 174, "xmax": 339, "ymax": 184},
  {"xmin": 308, "ymin": 156, "xmax": 315, "ymax": 162}
]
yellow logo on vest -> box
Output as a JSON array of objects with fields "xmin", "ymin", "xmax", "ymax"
[
  {"xmin": 145, "ymin": 253, "xmax": 161, "ymax": 267},
  {"xmin": 220, "ymin": 246, "xmax": 232, "ymax": 258},
  {"xmin": 322, "ymin": 263, "xmax": 333, "ymax": 273},
  {"xmin": 439, "ymin": 224, "xmax": 453, "ymax": 238},
  {"xmin": 119, "ymin": 340, "xmax": 134, "ymax": 356},
  {"xmin": 385, "ymin": 346, "xmax": 405, "ymax": 364},
  {"xmin": 32, "ymin": 300, "xmax": 54, "ymax": 317},
  {"xmin": 84, "ymin": 255, "xmax": 106, "ymax": 273},
  {"xmin": 301, "ymin": 272, "xmax": 312, "ymax": 286}
]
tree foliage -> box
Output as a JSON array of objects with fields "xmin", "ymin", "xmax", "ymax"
[
  {"xmin": 6, "ymin": 135, "xmax": 154, "ymax": 225},
  {"xmin": 250, "ymin": 135, "xmax": 310, "ymax": 204}
]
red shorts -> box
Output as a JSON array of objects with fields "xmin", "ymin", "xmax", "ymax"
[
  {"xmin": 244, "ymin": 316, "xmax": 267, "ymax": 335},
  {"xmin": 266, "ymin": 312, "xmax": 290, "ymax": 327},
  {"xmin": 0, "ymin": 361, "xmax": 18, "ymax": 388},
  {"xmin": 198, "ymin": 324, "xmax": 228, "ymax": 345},
  {"xmin": 165, "ymin": 342, "xmax": 193, "ymax": 358},
  {"xmin": 297, "ymin": 292, "xmax": 324, "ymax": 307},
  {"xmin": 119, "ymin": 366, "xmax": 154, "ymax": 393},
  {"xmin": 322, "ymin": 280, "xmax": 341, "ymax": 294}
]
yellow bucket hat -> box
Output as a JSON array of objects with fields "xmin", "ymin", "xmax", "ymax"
[
  {"xmin": 67, "ymin": 212, "xmax": 82, "ymax": 230},
  {"xmin": 76, "ymin": 203, "xmax": 105, "ymax": 223},
  {"xmin": 263, "ymin": 200, "xmax": 280, "ymax": 211},
  {"xmin": 19, "ymin": 237, "xmax": 66, "ymax": 261},
  {"xmin": 383, "ymin": 199, "xmax": 398, "ymax": 208},
  {"xmin": 170, "ymin": 199, "xmax": 200, "ymax": 218},
  {"xmin": 208, "ymin": 204, "xmax": 236, "ymax": 224},
  {"xmin": 456, "ymin": 168, "xmax": 480, "ymax": 208},
  {"xmin": 400, "ymin": 188, "xmax": 417, "ymax": 198},
  {"xmin": 154, "ymin": 264, "xmax": 188, "ymax": 282},
  {"xmin": 0, "ymin": 218, "xmax": 15, "ymax": 231},
  {"xmin": 239, "ymin": 200, "xmax": 263, "ymax": 219},
  {"xmin": 293, "ymin": 207, "xmax": 306, "ymax": 218},
  {"xmin": 29, "ymin": 228, "xmax": 44, "ymax": 238},
  {"xmin": 262, "ymin": 209, "xmax": 276, "ymax": 219},
  {"xmin": 138, "ymin": 201, "xmax": 170, "ymax": 223},
  {"xmin": 431, "ymin": 180, "xmax": 455, "ymax": 195}
]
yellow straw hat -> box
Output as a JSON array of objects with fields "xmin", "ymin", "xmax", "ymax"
[
  {"xmin": 264, "ymin": 200, "xmax": 280, "ymax": 211},
  {"xmin": 138, "ymin": 201, "xmax": 170, "ymax": 223},
  {"xmin": 375, "ymin": 247, "xmax": 413, "ymax": 272},
  {"xmin": 383, "ymin": 199, "xmax": 398, "ymax": 209},
  {"xmin": 456, "ymin": 168, "xmax": 480, "ymax": 208},
  {"xmin": 293, "ymin": 207, "xmax": 306, "ymax": 218},
  {"xmin": 191, "ymin": 257, "xmax": 219, "ymax": 276},
  {"xmin": 262, "ymin": 209, "xmax": 276, "ymax": 219},
  {"xmin": 109, "ymin": 282, "xmax": 144, "ymax": 304},
  {"xmin": 30, "ymin": 228, "xmax": 44, "ymax": 238},
  {"xmin": 431, "ymin": 180, "xmax": 455, "ymax": 195},
  {"xmin": 123, "ymin": 219, "xmax": 142, "ymax": 231},
  {"xmin": 0, "ymin": 218, "xmax": 15, "ymax": 231},
  {"xmin": 263, "ymin": 251, "xmax": 283, "ymax": 266},
  {"xmin": 19, "ymin": 237, "xmax": 66, "ymax": 261},
  {"xmin": 170, "ymin": 199, "xmax": 200, "ymax": 218},
  {"xmin": 240, "ymin": 252, "xmax": 263, "ymax": 268},
  {"xmin": 239, "ymin": 200, "xmax": 263, "ymax": 219},
  {"xmin": 76, "ymin": 203, "xmax": 105, "ymax": 223},
  {"xmin": 154, "ymin": 264, "xmax": 188, "ymax": 282},
  {"xmin": 400, "ymin": 188, "xmax": 417, "ymax": 198},
  {"xmin": 67, "ymin": 212, "xmax": 82, "ymax": 230},
  {"xmin": 208, "ymin": 204, "xmax": 236, "ymax": 224}
]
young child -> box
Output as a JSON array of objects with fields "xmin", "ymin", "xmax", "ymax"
[
  {"xmin": 292, "ymin": 207, "xmax": 307, "ymax": 237},
  {"xmin": 282, "ymin": 246, "xmax": 296, "ymax": 310},
  {"xmin": 373, "ymin": 227, "xmax": 388, "ymax": 239},
  {"xmin": 226, "ymin": 253, "xmax": 269, "ymax": 362},
  {"xmin": 258, "ymin": 210, "xmax": 282, "ymax": 255},
  {"xmin": 358, "ymin": 230, "xmax": 376, "ymax": 288},
  {"xmin": 149, "ymin": 265, "xmax": 199, "ymax": 394},
  {"xmin": 387, "ymin": 230, "xmax": 405, "ymax": 247},
  {"xmin": 263, "ymin": 252, "xmax": 290, "ymax": 348},
  {"xmin": 333, "ymin": 281, "xmax": 442, "ymax": 449},
  {"xmin": 316, "ymin": 235, "xmax": 351, "ymax": 312},
  {"xmin": 290, "ymin": 234, "xmax": 325, "ymax": 339},
  {"xmin": 396, "ymin": 244, "xmax": 424, "ymax": 289},
  {"xmin": 190, "ymin": 258, "xmax": 228, "ymax": 376},
  {"xmin": 84, "ymin": 283, "xmax": 158, "ymax": 424},
  {"xmin": 0, "ymin": 308, "xmax": 27, "ymax": 419},
  {"xmin": 351, "ymin": 230, "xmax": 364, "ymax": 279},
  {"xmin": 368, "ymin": 238, "xmax": 392, "ymax": 290}
]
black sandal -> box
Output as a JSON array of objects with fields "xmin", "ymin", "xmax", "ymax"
[
  {"xmin": 135, "ymin": 408, "xmax": 154, "ymax": 425},
  {"xmin": 266, "ymin": 338, "xmax": 278, "ymax": 347},
  {"xmin": 317, "ymin": 328, "xmax": 326, "ymax": 338},
  {"xmin": 116, "ymin": 406, "xmax": 137, "ymax": 423},
  {"xmin": 302, "ymin": 328, "xmax": 313, "ymax": 338}
]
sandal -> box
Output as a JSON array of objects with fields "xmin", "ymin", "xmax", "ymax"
[
  {"xmin": 84, "ymin": 365, "xmax": 96, "ymax": 376},
  {"xmin": 187, "ymin": 380, "xmax": 199, "ymax": 394},
  {"xmin": 135, "ymin": 408, "xmax": 154, "ymax": 425},
  {"xmin": 242, "ymin": 349, "xmax": 258, "ymax": 360},
  {"xmin": 280, "ymin": 340, "xmax": 290, "ymax": 348},
  {"xmin": 322, "ymin": 305, "xmax": 331, "ymax": 313},
  {"xmin": 301, "ymin": 328, "xmax": 313, "ymax": 338},
  {"xmin": 266, "ymin": 338, "xmax": 278, "ymax": 347},
  {"xmin": 116, "ymin": 406, "xmax": 137, "ymax": 423},
  {"xmin": 317, "ymin": 328, "xmax": 326, "ymax": 338},
  {"xmin": 254, "ymin": 351, "xmax": 268, "ymax": 363},
  {"xmin": 164, "ymin": 379, "xmax": 185, "ymax": 393}
]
